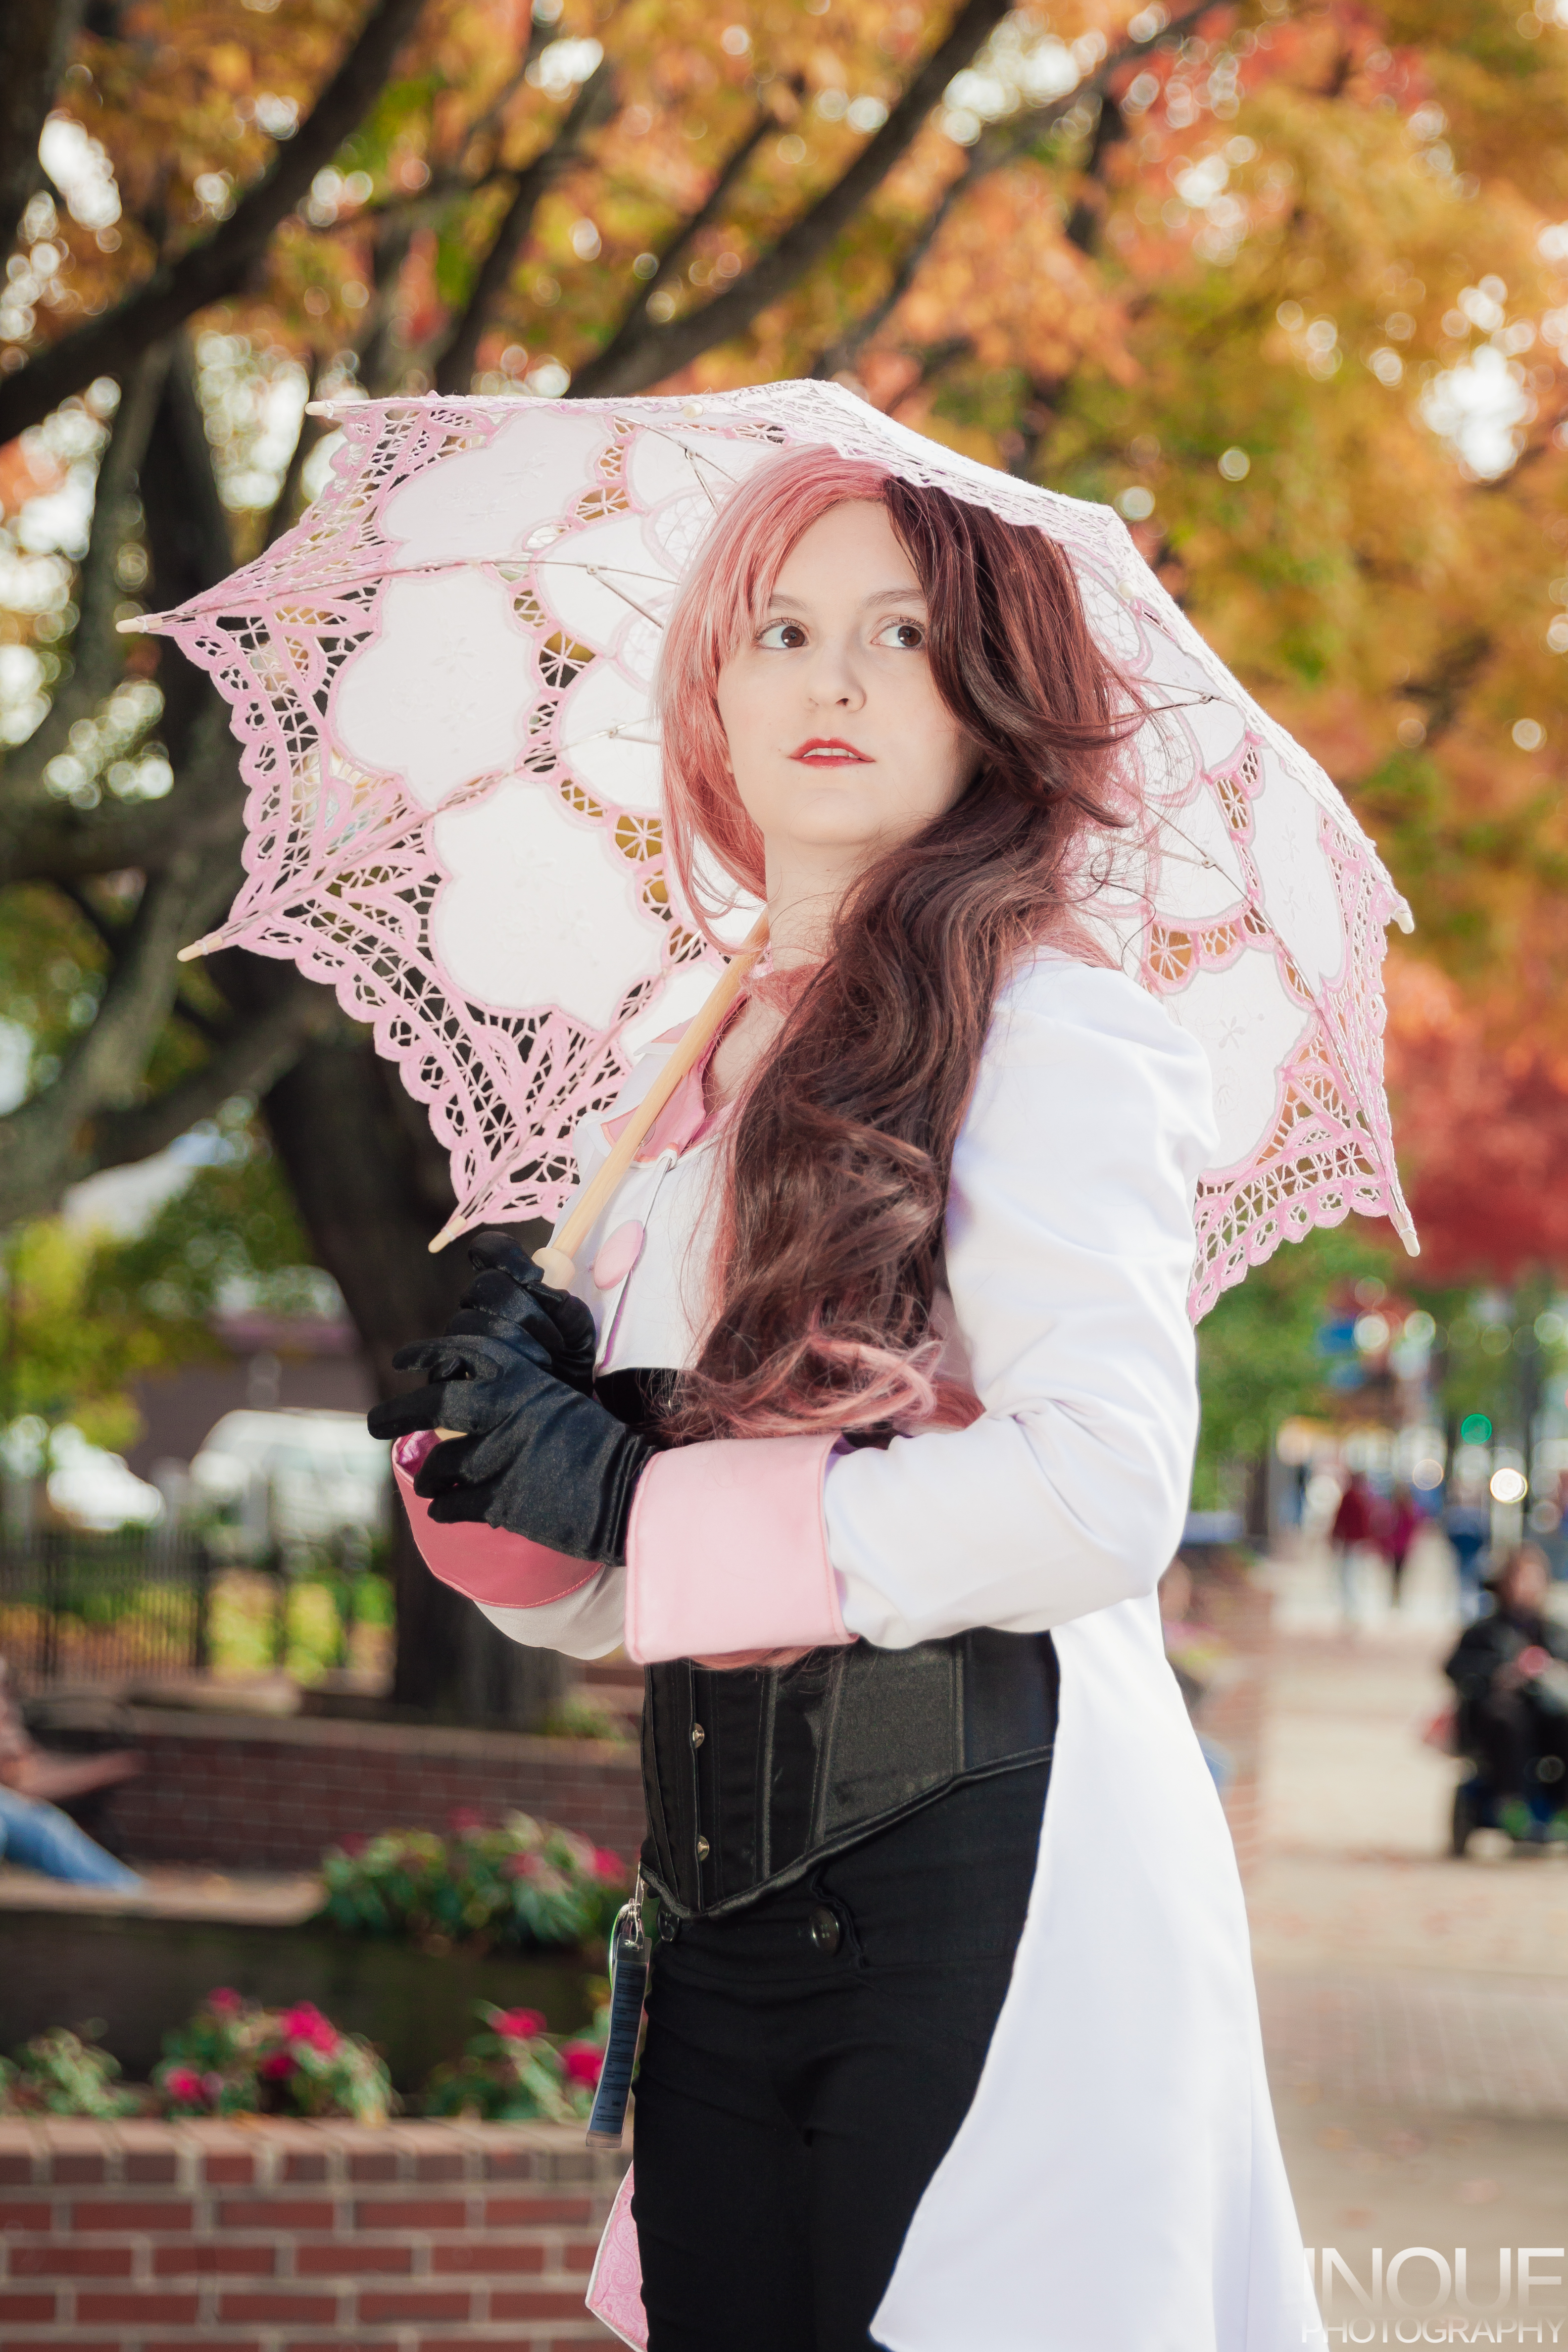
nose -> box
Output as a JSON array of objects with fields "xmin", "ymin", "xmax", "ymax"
[{"xmin": 804, "ymin": 628, "xmax": 865, "ymax": 711}]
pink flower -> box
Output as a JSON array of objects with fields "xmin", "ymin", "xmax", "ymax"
[
  {"xmin": 503, "ymin": 1852, "xmax": 544, "ymax": 1880},
  {"xmin": 279, "ymin": 2004, "xmax": 339, "ymax": 2053},
  {"xmin": 448, "ymin": 1807, "xmax": 484, "ymax": 1832},
  {"xmin": 592, "ymin": 1849, "xmax": 626, "ymax": 1883},
  {"xmin": 206, "ymin": 1988, "xmax": 243, "ymax": 2015},
  {"xmin": 258, "ymin": 2051, "xmax": 297, "ymax": 2081},
  {"xmin": 490, "ymin": 2009, "xmax": 546, "ymax": 2043},
  {"xmin": 163, "ymin": 2066, "xmax": 204, "ymax": 2104},
  {"xmin": 562, "ymin": 2045, "xmax": 603, "ymax": 2089}
]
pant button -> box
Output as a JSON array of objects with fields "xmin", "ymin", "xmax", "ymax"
[{"xmin": 808, "ymin": 1903, "xmax": 841, "ymax": 1956}]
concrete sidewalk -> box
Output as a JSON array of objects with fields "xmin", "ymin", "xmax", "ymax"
[{"xmin": 1251, "ymin": 1535, "xmax": 1568, "ymax": 2330}]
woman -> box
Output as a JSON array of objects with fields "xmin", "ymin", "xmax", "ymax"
[{"xmin": 371, "ymin": 449, "xmax": 1316, "ymax": 2350}]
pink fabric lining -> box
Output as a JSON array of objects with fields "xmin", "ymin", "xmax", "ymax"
[
  {"xmin": 392, "ymin": 1432, "xmax": 601, "ymax": 1609},
  {"xmin": 585, "ymin": 2165, "xmax": 645, "ymax": 2346},
  {"xmin": 622, "ymin": 1432, "xmax": 850, "ymax": 1666}
]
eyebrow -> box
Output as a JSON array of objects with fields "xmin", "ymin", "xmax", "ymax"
[{"xmin": 764, "ymin": 584, "xmax": 928, "ymax": 609}]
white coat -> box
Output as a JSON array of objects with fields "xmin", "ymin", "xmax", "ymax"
[{"xmin": 470, "ymin": 948, "xmax": 1323, "ymax": 2352}]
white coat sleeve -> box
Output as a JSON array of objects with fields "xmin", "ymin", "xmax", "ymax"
[
  {"xmin": 824, "ymin": 954, "xmax": 1218, "ymax": 1649},
  {"xmin": 474, "ymin": 1572, "xmax": 628, "ymax": 1660}
]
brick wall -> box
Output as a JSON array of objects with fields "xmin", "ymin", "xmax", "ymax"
[
  {"xmin": 102, "ymin": 1712, "xmax": 645, "ymax": 1872},
  {"xmin": 0, "ymin": 2118, "xmax": 627, "ymax": 2352}
]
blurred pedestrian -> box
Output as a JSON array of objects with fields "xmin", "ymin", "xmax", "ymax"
[
  {"xmin": 1382, "ymin": 1482, "xmax": 1422, "ymax": 1608},
  {"xmin": 1330, "ymin": 1469, "xmax": 1376, "ymax": 1627},
  {"xmin": 0, "ymin": 1660, "xmax": 145, "ymax": 1889},
  {"xmin": 1444, "ymin": 1544, "xmax": 1568, "ymax": 1842},
  {"xmin": 1444, "ymin": 1486, "xmax": 1491, "ymax": 1624}
]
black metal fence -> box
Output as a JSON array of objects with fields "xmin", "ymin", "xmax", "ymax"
[{"xmin": 0, "ymin": 1527, "xmax": 213, "ymax": 1686}]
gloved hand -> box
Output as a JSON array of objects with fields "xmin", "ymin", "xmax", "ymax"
[
  {"xmin": 444, "ymin": 1230, "xmax": 597, "ymax": 1394},
  {"xmin": 367, "ymin": 1326, "xmax": 651, "ymax": 1566}
]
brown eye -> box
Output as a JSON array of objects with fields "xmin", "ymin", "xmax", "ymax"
[
  {"xmin": 874, "ymin": 618, "xmax": 926, "ymax": 650},
  {"xmin": 758, "ymin": 619, "xmax": 808, "ymax": 649}
]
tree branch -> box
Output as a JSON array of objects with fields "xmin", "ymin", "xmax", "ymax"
[
  {"xmin": 89, "ymin": 975, "xmax": 335, "ymax": 1172},
  {"xmin": 632, "ymin": 98, "xmax": 785, "ymax": 310},
  {"xmin": 0, "ymin": 0, "xmax": 84, "ymax": 253},
  {"xmin": 568, "ymin": 0, "xmax": 1013, "ymax": 400},
  {"xmin": 0, "ymin": 0, "xmax": 428, "ymax": 447},
  {"xmin": 431, "ymin": 58, "xmax": 620, "ymax": 396},
  {"xmin": 0, "ymin": 842, "xmax": 238, "ymax": 1223},
  {"xmin": 815, "ymin": 5, "xmax": 1211, "ymax": 381},
  {"xmin": 0, "ymin": 340, "xmax": 171, "ymax": 830}
]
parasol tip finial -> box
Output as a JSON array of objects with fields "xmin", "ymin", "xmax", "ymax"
[
  {"xmin": 115, "ymin": 615, "xmax": 149, "ymax": 634},
  {"xmin": 427, "ymin": 1212, "xmax": 469, "ymax": 1255},
  {"xmin": 176, "ymin": 933, "xmax": 221, "ymax": 963}
]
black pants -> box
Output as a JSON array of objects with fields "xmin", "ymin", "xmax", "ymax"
[{"xmin": 631, "ymin": 1759, "xmax": 1050, "ymax": 2352}]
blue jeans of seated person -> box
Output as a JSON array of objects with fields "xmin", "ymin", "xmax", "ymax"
[{"xmin": 0, "ymin": 1782, "xmax": 144, "ymax": 1889}]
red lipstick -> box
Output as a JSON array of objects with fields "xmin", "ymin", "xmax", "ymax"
[{"xmin": 790, "ymin": 737, "xmax": 871, "ymax": 764}]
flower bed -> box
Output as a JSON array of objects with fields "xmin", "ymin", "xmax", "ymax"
[
  {"xmin": 2, "ymin": 1994, "xmax": 608, "ymax": 2128},
  {"xmin": 318, "ymin": 1811, "xmax": 628, "ymax": 1954}
]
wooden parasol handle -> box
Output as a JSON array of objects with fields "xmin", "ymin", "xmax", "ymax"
[{"xmin": 531, "ymin": 911, "xmax": 769, "ymax": 1291}]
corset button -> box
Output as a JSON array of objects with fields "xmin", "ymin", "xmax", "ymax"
[
  {"xmin": 695, "ymin": 1835, "xmax": 710, "ymax": 1861},
  {"xmin": 808, "ymin": 1904, "xmax": 841, "ymax": 1956},
  {"xmin": 690, "ymin": 1722, "xmax": 705, "ymax": 1748}
]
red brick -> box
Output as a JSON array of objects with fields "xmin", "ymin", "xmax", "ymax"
[
  {"xmin": 145, "ymin": 2342, "xmax": 264, "ymax": 2352},
  {"xmin": 353, "ymin": 2198, "xmax": 467, "ymax": 2230},
  {"xmin": 199, "ymin": 2154, "xmax": 255, "ymax": 2186},
  {"xmin": 357, "ymin": 2290, "xmax": 472, "ymax": 2321},
  {"xmin": 151, "ymin": 2242, "xmax": 277, "ymax": 2275},
  {"xmin": 429, "ymin": 2242, "xmax": 545, "ymax": 2274},
  {"xmin": 76, "ymin": 2292, "xmax": 202, "ymax": 2324},
  {"xmin": 124, "ymin": 2152, "xmax": 180, "ymax": 2184},
  {"xmin": 0, "ymin": 2293, "xmax": 57, "ymax": 2321},
  {"xmin": 294, "ymin": 2243, "xmax": 414, "ymax": 2276},
  {"xmin": 484, "ymin": 2195, "xmax": 593, "ymax": 2226},
  {"xmin": 563, "ymin": 2241, "xmax": 596, "ymax": 2273},
  {"xmin": 216, "ymin": 2197, "xmax": 335, "ymax": 2231},
  {"xmin": 0, "ymin": 2202, "xmax": 51, "ymax": 2230},
  {"xmin": 10, "ymin": 2245, "xmax": 134, "ymax": 2277},
  {"xmin": 0, "ymin": 2155, "xmax": 34, "ymax": 2186},
  {"xmin": 345, "ymin": 2150, "xmax": 399, "ymax": 2183},
  {"xmin": 280, "ymin": 2151, "xmax": 330, "ymax": 2183},
  {"xmin": 46, "ymin": 2155, "xmax": 107, "ymax": 2185},
  {"xmin": 409, "ymin": 2151, "xmax": 466, "ymax": 2182},
  {"xmin": 490, "ymin": 2289, "xmax": 594, "ymax": 2319},
  {"xmin": 72, "ymin": 2201, "xmax": 196, "ymax": 2232},
  {"xmin": 215, "ymin": 2290, "xmax": 340, "ymax": 2323}
]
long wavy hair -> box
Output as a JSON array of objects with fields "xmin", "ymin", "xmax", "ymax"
[{"xmin": 657, "ymin": 445, "xmax": 1139, "ymax": 1441}]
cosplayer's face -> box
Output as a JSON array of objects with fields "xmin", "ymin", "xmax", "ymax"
[{"xmin": 714, "ymin": 501, "xmax": 977, "ymax": 882}]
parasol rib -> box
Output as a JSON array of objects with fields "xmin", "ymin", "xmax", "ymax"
[{"xmin": 432, "ymin": 910, "xmax": 769, "ymax": 1277}]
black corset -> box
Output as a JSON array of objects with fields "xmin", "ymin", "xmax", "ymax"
[
  {"xmin": 639, "ymin": 1629, "xmax": 1059, "ymax": 1918},
  {"xmin": 591, "ymin": 1369, "xmax": 1059, "ymax": 1921}
]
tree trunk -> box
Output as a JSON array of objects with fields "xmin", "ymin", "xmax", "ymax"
[{"xmin": 250, "ymin": 983, "xmax": 566, "ymax": 1727}]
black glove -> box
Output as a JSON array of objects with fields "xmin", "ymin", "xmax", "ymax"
[
  {"xmin": 368, "ymin": 1327, "xmax": 652, "ymax": 1566},
  {"xmin": 444, "ymin": 1230, "xmax": 597, "ymax": 1395}
]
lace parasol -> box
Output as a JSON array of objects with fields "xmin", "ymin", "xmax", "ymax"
[{"xmin": 132, "ymin": 379, "xmax": 1415, "ymax": 1316}]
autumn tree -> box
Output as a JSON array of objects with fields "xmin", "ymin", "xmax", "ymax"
[{"xmin": 5, "ymin": 0, "xmax": 1568, "ymax": 1697}]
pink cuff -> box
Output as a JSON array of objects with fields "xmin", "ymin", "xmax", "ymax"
[
  {"xmin": 623, "ymin": 1432, "xmax": 851, "ymax": 1666},
  {"xmin": 392, "ymin": 1433, "xmax": 601, "ymax": 1610}
]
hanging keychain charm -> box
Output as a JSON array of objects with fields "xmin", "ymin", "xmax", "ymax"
[{"xmin": 586, "ymin": 1867, "xmax": 650, "ymax": 2149}]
